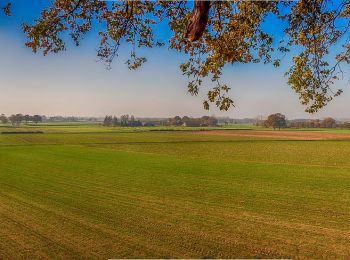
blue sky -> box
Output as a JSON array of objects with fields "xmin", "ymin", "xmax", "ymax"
[{"xmin": 0, "ymin": 0, "xmax": 349, "ymax": 119}]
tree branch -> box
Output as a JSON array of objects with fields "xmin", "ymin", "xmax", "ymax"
[{"xmin": 185, "ymin": 0, "xmax": 211, "ymax": 42}]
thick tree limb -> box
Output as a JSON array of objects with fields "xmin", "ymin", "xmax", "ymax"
[{"xmin": 185, "ymin": 0, "xmax": 211, "ymax": 42}]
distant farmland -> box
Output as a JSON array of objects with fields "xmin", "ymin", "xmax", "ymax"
[{"xmin": 0, "ymin": 125, "xmax": 349, "ymax": 259}]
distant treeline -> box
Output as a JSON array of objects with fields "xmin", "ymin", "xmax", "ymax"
[
  {"xmin": 289, "ymin": 118, "xmax": 350, "ymax": 129},
  {"xmin": 43, "ymin": 116, "xmax": 100, "ymax": 122},
  {"xmin": 257, "ymin": 113, "xmax": 350, "ymax": 129},
  {"xmin": 167, "ymin": 116, "xmax": 218, "ymax": 127},
  {"xmin": 2, "ymin": 112, "xmax": 349, "ymax": 129},
  {"xmin": 0, "ymin": 114, "xmax": 42, "ymax": 126},
  {"xmin": 102, "ymin": 115, "xmax": 218, "ymax": 127},
  {"xmin": 103, "ymin": 115, "xmax": 143, "ymax": 127},
  {"xmin": 0, "ymin": 114, "xmax": 102, "ymax": 126}
]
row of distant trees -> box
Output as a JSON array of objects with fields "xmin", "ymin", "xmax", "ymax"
[
  {"xmin": 289, "ymin": 118, "xmax": 350, "ymax": 129},
  {"xmin": 260, "ymin": 113, "xmax": 350, "ymax": 129},
  {"xmin": 102, "ymin": 115, "xmax": 219, "ymax": 127},
  {"xmin": 103, "ymin": 115, "xmax": 142, "ymax": 127},
  {"xmin": 167, "ymin": 116, "xmax": 218, "ymax": 127},
  {"xmin": 0, "ymin": 114, "xmax": 42, "ymax": 126},
  {"xmin": 43, "ymin": 116, "xmax": 99, "ymax": 122}
]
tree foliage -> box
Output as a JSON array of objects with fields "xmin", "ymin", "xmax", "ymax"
[
  {"xmin": 1, "ymin": 2, "xmax": 11, "ymax": 16},
  {"xmin": 104, "ymin": 114, "xmax": 142, "ymax": 127},
  {"xmin": 168, "ymin": 115, "xmax": 218, "ymax": 126},
  {"xmin": 3, "ymin": 114, "xmax": 42, "ymax": 126},
  {"xmin": 0, "ymin": 114, "xmax": 9, "ymax": 124},
  {"xmin": 265, "ymin": 113, "xmax": 287, "ymax": 129},
  {"xmin": 3, "ymin": 0, "xmax": 350, "ymax": 113},
  {"xmin": 32, "ymin": 115, "xmax": 43, "ymax": 124},
  {"xmin": 8, "ymin": 114, "xmax": 23, "ymax": 126}
]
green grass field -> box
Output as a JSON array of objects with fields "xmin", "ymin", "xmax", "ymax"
[{"xmin": 0, "ymin": 125, "xmax": 350, "ymax": 259}]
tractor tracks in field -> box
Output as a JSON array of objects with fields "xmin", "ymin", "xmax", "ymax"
[{"xmin": 1, "ymin": 140, "xmax": 350, "ymax": 170}]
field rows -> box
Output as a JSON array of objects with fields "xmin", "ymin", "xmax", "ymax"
[{"xmin": 0, "ymin": 129, "xmax": 350, "ymax": 258}]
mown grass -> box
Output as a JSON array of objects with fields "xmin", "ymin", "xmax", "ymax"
[
  {"xmin": 0, "ymin": 126, "xmax": 349, "ymax": 259},
  {"xmin": 1, "ymin": 123, "xmax": 254, "ymax": 133}
]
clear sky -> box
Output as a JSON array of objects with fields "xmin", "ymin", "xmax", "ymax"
[{"xmin": 0, "ymin": 0, "xmax": 349, "ymax": 119}]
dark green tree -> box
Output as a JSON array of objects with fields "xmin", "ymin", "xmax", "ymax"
[
  {"xmin": 0, "ymin": 114, "xmax": 8, "ymax": 124},
  {"xmin": 9, "ymin": 114, "xmax": 23, "ymax": 127},
  {"xmin": 265, "ymin": 113, "xmax": 288, "ymax": 130},
  {"xmin": 112, "ymin": 116, "xmax": 118, "ymax": 127},
  {"xmin": 24, "ymin": 114, "xmax": 30, "ymax": 124},
  {"xmin": 103, "ymin": 115, "xmax": 113, "ymax": 127},
  {"xmin": 32, "ymin": 115, "xmax": 42, "ymax": 124}
]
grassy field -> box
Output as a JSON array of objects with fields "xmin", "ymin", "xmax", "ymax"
[
  {"xmin": 0, "ymin": 123, "xmax": 254, "ymax": 133},
  {"xmin": 0, "ymin": 125, "xmax": 350, "ymax": 259}
]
